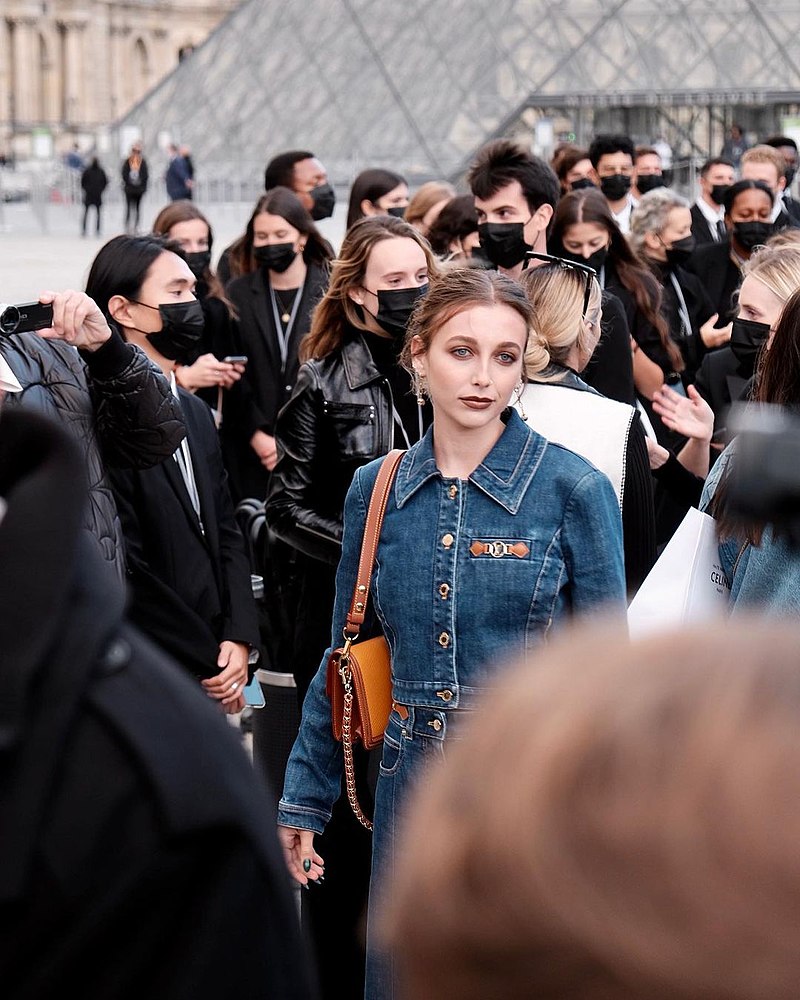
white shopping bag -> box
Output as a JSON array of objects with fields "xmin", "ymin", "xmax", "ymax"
[{"xmin": 627, "ymin": 507, "xmax": 730, "ymax": 640}]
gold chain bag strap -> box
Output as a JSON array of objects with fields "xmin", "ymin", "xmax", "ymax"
[{"xmin": 325, "ymin": 449, "xmax": 405, "ymax": 831}]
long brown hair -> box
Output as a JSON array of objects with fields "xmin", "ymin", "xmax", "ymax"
[
  {"xmin": 382, "ymin": 618, "xmax": 800, "ymax": 1000},
  {"xmin": 550, "ymin": 188, "xmax": 681, "ymax": 372},
  {"xmin": 227, "ymin": 186, "xmax": 333, "ymax": 280},
  {"xmin": 151, "ymin": 199, "xmax": 230, "ymax": 310},
  {"xmin": 300, "ymin": 215, "xmax": 439, "ymax": 362}
]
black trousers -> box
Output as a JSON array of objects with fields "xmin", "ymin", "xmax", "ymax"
[
  {"xmin": 82, "ymin": 202, "xmax": 101, "ymax": 235},
  {"xmin": 124, "ymin": 193, "xmax": 144, "ymax": 232}
]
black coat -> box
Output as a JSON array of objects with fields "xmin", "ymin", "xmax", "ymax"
[
  {"xmin": 684, "ymin": 240, "xmax": 742, "ymax": 328},
  {"xmin": 108, "ymin": 388, "xmax": 260, "ymax": 679},
  {"xmin": 651, "ymin": 260, "xmax": 716, "ymax": 382},
  {"xmin": 80, "ymin": 162, "xmax": 108, "ymax": 205},
  {"xmin": 0, "ymin": 408, "xmax": 317, "ymax": 1000},
  {"xmin": 121, "ymin": 155, "xmax": 148, "ymax": 196},
  {"xmin": 581, "ymin": 290, "xmax": 636, "ymax": 405},
  {"xmin": 2, "ymin": 329, "xmax": 185, "ymax": 579},
  {"xmin": 225, "ymin": 263, "xmax": 329, "ymax": 499},
  {"xmin": 690, "ymin": 202, "xmax": 726, "ymax": 246},
  {"xmin": 693, "ymin": 344, "xmax": 754, "ymax": 446}
]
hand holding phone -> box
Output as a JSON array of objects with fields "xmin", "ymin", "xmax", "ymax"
[{"xmin": 223, "ymin": 355, "xmax": 248, "ymax": 364}]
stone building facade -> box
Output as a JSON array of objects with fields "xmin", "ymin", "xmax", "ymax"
[{"xmin": 1, "ymin": 0, "xmax": 240, "ymax": 158}]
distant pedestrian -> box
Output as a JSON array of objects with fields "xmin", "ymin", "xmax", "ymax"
[
  {"xmin": 121, "ymin": 142, "xmax": 149, "ymax": 234},
  {"xmin": 80, "ymin": 156, "xmax": 108, "ymax": 236},
  {"xmin": 64, "ymin": 142, "xmax": 84, "ymax": 172},
  {"xmin": 180, "ymin": 143, "xmax": 195, "ymax": 198},
  {"xmin": 166, "ymin": 143, "xmax": 192, "ymax": 201},
  {"xmin": 721, "ymin": 123, "xmax": 749, "ymax": 169}
]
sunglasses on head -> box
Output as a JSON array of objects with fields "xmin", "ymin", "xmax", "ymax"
[{"xmin": 523, "ymin": 251, "xmax": 597, "ymax": 318}]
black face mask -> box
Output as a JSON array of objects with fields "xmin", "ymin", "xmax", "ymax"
[
  {"xmin": 559, "ymin": 245, "xmax": 608, "ymax": 275},
  {"xmin": 363, "ymin": 284, "xmax": 428, "ymax": 337},
  {"xmin": 710, "ymin": 184, "xmax": 731, "ymax": 206},
  {"xmin": 785, "ymin": 167, "xmax": 797, "ymax": 189},
  {"xmin": 636, "ymin": 174, "xmax": 666, "ymax": 195},
  {"xmin": 385, "ymin": 205, "xmax": 406, "ymax": 219},
  {"xmin": 478, "ymin": 222, "xmax": 533, "ymax": 269},
  {"xmin": 570, "ymin": 177, "xmax": 596, "ymax": 191},
  {"xmin": 184, "ymin": 250, "xmax": 211, "ymax": 281},
  {"xmin": 310, "ymin": 183, "xmax": 336, "ymax": 221},
  {"xmin": 733, "ymin": 221, "xmax": 774, "ymax": 252},
  {"xmin": 132, "ymin": 299, "xmax": 205, "ymax": 362},
  {"xmin": 664, "ymin": 234, "xmax": 696, "ymax": 268},
  {"xmin": 730, "ymin": 317, "xmax": 770, "ymax": 374},
  {"xmin": 599, "ymin": 174, "xmax": 631, "ymax": 202},
  {"xmin": 253, "ymin": 242, "xmax": 297, "ymax": 273}
]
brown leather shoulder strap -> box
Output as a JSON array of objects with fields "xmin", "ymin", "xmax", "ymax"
[{"xmin": 344, "ymin": 449, "xmax": 404, "ymax": 637}]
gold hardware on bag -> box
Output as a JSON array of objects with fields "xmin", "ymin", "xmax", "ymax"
[{"xmin": 325, "ymin": 449, "xmax": 405, "ymax": 832}]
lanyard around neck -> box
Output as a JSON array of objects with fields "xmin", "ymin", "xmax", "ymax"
[
  {"xmin": 668, "ymin": 272, "xmax": 693, "ymax": 340},
  {"xmin": 268, "ymin": 277, "xmax": 306, "ymax": 370},
  {"xmin": 390, "ymin": 399, "xmax": 423, "ymax": 450}
]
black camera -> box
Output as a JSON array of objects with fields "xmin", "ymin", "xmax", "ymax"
[
  {"xmin": 0, "ymin": 302, "xmax": 54, "ymax": 336},
  {"xmin": 727, "ymin": 403, "xmax": 800, "ymax": 548}
]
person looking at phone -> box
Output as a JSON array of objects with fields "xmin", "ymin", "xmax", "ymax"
[
  {"xmin": 0, "ymin": 288, "xmax": 185, "ymax": 580},
  {"xmin": 85, "ymin": 234, "xmax": 260, "ymax": 714}
]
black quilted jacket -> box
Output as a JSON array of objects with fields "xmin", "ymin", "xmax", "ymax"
[{"xmin": 2, "ymin": 328, "xmax": 185, "ymax": 578}]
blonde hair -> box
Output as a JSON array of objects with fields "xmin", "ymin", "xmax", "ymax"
[
  {"xmin": 382, "ymin": 618, "xmax": 800, "ymax": 1000},
  {"xmin": 518, "ymin": 264, "xmax": 602, "ymax": 378},
  {"xmin": 741, "ymin": 243, "xmax": 800, "ymax": 305},
  {"xmin": 741, "ymin": 144, "xmax": 786, "ymax": 181}
]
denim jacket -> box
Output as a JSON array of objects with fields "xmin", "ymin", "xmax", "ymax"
[
  {"xmin": 701, "ymin": 440, "xmax": 800, "ymax": 614},
  {"xmin": 278, "ymin": 410, "xmax": 626, "ymax": 832}
]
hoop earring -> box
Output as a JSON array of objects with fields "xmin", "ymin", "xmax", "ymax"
[{"xmin": 514, "ymin": 379, "xmax": 527, "ymax": 422}]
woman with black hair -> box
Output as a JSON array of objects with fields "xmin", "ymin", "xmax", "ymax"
[
  {"xmin": 426, "ymin": 193, "xmax": 484, "ymax": 264},
  {"xmin": 345, "ymin": 167, "xmax": 408, "ymax": 229},
  {"xmin": 225, "ymin": 186, "xmax": 334, "ymax": 501},
  {"xmin": 685, "ymin": 179, "xmax": 776, "ymax": 330}
]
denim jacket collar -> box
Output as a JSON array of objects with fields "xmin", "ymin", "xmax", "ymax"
[
  {"xmin": 341, "ymin": 330, "xmax": 384, "ymax": 390},
  {"xmin": 395, "ymin": 408, "xmax": 548, "ymax": 514}
]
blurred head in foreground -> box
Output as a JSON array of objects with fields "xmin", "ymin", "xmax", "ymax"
[{"xmin": 380, "ymin": 620, "xmax": 800, "ymax": 1000}]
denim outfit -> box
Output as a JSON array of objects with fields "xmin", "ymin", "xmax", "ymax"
[
  {"xmin": 701, "ymin": 441, "xmax": 800, "ymax": 614},
  {"xmin": 278, "ymin": 410, "xmax": 626, "ymax": 999}
]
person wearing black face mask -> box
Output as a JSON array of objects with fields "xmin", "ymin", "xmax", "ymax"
[
  {"xmin": 264, "ymin": 215, "xmax": 437, "ymax": 1000},
  {"xmin": 685, "ymin": 179, "xmax": 777, "ymax": 339},
  {"xmin": 152, "ymin": 200, "xmax": 244, "ymax": 433},
  {"xmin": 225, "ymin": 187, "xmax": 333, "ymax": 502},
  {"xmin": 588, "ymin": 134, "xmax": 638, "ymax": 234},
  {"xmin": 346, "ymin": 167, "xmax": 409, "ymax": 229},
  {"xmin": 631, "ymin": 188, "xmax": 728, "ymax": 387},
  {"xmin": 632, "ymin": 146, "xmax": 666, "ymax": 200},
  {"xmin": 694, "ymin": 242, "xmax": 800, "ymax": 448},
  {"xmin": 85, "ymin": 233, "xmax": 261, "ymax": 711},
  {"xmin": 690, "ymin": 157, "xmax": 735, "ymax": 246}
]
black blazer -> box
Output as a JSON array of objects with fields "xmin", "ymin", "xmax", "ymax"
[
  {"xmin": 690, "ymin": 202, "xmax": 725, "ymax": 246},
  {"xmin": 225, "ymin": 263, "xmax": 329, "ymax": 499},
  {"xmin": 108, "ymin": 388, "xmax": 260, "ymax": 679},
  {"xmin": 693, "ymin": 345, "xmax": 753, "ymax": 446},
  {"xmin": 581, "ymin": 290, "xmax": 636, "ymax": 405},
  {"xmin": 683, "ymin": 240, "xmax": 742, "ymax": 328}
]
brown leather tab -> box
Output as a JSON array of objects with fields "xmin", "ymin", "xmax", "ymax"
[
  {"xmin": 469, "ymin": 539, "xmax": 530, "ymax": 559},
  {"xmin": 392, "ymin": 702, "xmax": 409, "ymax": 720},
  {"xmin": 345, "ymin": 449, "xmax": 405, "ymax": 637}
]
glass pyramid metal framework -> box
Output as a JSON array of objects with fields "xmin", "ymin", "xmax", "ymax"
[{"xmin": 111, "ymin": 0, "xmax": 800, "ymax": 187}]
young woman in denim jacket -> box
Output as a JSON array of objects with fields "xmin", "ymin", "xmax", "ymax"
[
  {"xmin": 701, "ymin": 281, "xmax": 800, "ymax": 614},
  {"xmin": 277, "ymin": 267, "xmax": 627, "ymax": 1000}
]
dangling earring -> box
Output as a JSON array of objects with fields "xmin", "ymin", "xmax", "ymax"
[
  {"xmin": 415, "ymin": 372, "xmax": 428, "ymax": 407},
  {"xmin": 514, "ymin": 379, "xmax": 527, "ymax": 422}
]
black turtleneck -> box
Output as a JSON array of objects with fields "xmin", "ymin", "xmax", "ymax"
[{"xmin": 363, "ymin": 331, "xmax": 430, "ymax": 448}]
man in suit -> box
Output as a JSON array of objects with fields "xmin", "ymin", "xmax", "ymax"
[
  {"xmin": 690, "ymin": 157, "xmax": 735, "ymax": 246},
  {"xmin": 88, "ymin": 235, "xmax": 260, "ymax": 713}
]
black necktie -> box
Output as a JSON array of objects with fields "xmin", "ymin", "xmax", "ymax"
[{"xmin": 716, "ymin": 220, "xmax": 726, "ymax": 242}]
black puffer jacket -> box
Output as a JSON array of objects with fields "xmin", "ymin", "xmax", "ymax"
[
  {"xmin": 2, "ymin": 329, "xmax": 185, "ymax": 578},
  {"xmin": 266, "ymin": 330, "xmax": 395, "ymax": 565}
]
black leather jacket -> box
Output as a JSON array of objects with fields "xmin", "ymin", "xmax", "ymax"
[{"xmin": 266, "ymin": 330, "xmax": 395, "ymax": 565}]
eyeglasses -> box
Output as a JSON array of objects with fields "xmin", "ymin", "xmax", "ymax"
[{"xmin": 523, "ymin": 251, "xmax": 597, "ymax": 318}]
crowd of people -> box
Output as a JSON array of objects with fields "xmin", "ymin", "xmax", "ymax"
[{"xmin": 3, "ymin": 127, "xmax": 800, "ymax": 1000}]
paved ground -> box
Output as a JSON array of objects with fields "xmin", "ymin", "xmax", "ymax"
[{"xmin": 0, "ymin": 196, "xmax": 346, "ymax": 301}]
